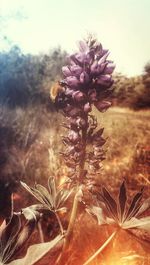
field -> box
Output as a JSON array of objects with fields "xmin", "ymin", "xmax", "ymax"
[
  {"xmin": 50, "ymin": 107, "xmax": 150, "ymax": 265},
  {"xmin": 95, "ymin": 107, "xmax": 150, "ymax": 193},
  {"xmin": 1, "ymin": 105, "xmax": 149, "ymax": 265}
]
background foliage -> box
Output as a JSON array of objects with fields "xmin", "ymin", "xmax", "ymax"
[{"xmin": 0, "ymin": 45, "xmax": 149, "ymax": 213}]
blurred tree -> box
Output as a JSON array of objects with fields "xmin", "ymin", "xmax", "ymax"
[
  {"xmin": 0, "ymin": 46, "xmax": 67, "ymax": 108},
  {"xmin": 112, "ymin": 69, "xmax": 150, "ymax": 109}
]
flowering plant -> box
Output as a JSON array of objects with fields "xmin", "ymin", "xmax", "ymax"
[{"xmin": 1, "ymin": 37, "xmax": 149, "ymax": 265}]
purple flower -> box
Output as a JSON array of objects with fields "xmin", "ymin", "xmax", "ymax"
[
  {"xmin": 76, "ymin": 117, "xmax": 88, "ymax": 128},
  {"xmin": 78, "ymin": 40, "xmax": 89, "ymax": 53},
  {"xmin": 94, "ymin": 100, "xmax": 111, "ymax": 112},
  {"xmin": 55, "ymin": 38, "xmax": 115, "ymax": 119},
  {"xmin": 68, "ymin": 130, "xmax": 80, "ymax": 143},
  {"xmin": 70, "ymin": 53, "xmax": 86, "ymax": 65},
  {"xmin": 80, "ymin": 71, "xmax": 90, "ymax": 84},
  {"xmin": 96, "ymin": 75, "xmax": 112, "ymax": 87},
  {"xmin": 97, "ymin": 50, "xmax": 110, "ymax": 65},
  {"xmin": 70, "ymin": 65, "xmax": 83, "ymax": 76},
  {"xmin": 64, "ymin": 105, "xmax": 81, "ymax": 117},
  {"xmin": 84, "ymin": 102, "xmax": 91, "ymax": 113},
  {"xmin": 62, "ymin": 66, "xmax": 71, "ymax": 77},
  {"xmin": 65, "ymin": 76, "xmax": 80, "ymax": 88},
  {"xmin": 72, "ymin": 90, "xmax": 85, "ymax": 102},
  {"xmin": 103, "ymin": 63, "xmax": 116, "ymax": 74},
  {"xmin": 88, "ymin": 89, "xmax": 97, "ymax": 102}
]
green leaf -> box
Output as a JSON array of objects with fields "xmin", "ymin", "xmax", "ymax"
[
  {"xmin": 86, "ymin": 206, "xmax": 106, "ymax": 225},
  {"xmin": 123, "ymin": 217, "xmax": 150, "ymax": 231},
  {"xmin": 102, "ymin": 187, "xmax": 118, "ymax": 221},
  {"xmin": 118, "ymin": 181, "xmax": 127, "ymax": 222},
  {"xmin": 124, "ymin": 189, "xmax": 143, "ymax": 221},
  {"xmin": 136, "ymin": 197, "xmax": 150, "ymax": 217},
  {"xmin": 9, "ymin": 235, "xmax": 63, "ymax": 265}
]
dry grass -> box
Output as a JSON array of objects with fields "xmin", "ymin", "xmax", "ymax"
[
  {"xmin": 1, "ymin": 105, "xmax": 149, "ymax": 264},
  {"xmin": 92, "ymin": 107, "xmax": 150, "ymax": 195}
]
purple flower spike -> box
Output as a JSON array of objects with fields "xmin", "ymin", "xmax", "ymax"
[
  {"xmin": 94, "ymin": 100, "xmax": 111, "ymax": 112},
  {"xmin": 52, "ymin": 37, "xmax": 116, "ymax": 186},
  {"xmin": 55, "ymin": 37, "xmax": 115, "ymax": 115}
]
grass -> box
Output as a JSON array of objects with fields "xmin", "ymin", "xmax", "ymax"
[
  {"xmin": 93, "ymin": 107, "xmax": 150, "ymax": 195},
  {"xmin": 0, "ymin": 105, "xmax": 149, "ymax": 264}
]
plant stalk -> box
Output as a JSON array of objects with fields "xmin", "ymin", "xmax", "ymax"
[
  {"xmin": 37, "ymin": 221, "xmax": 44, "ymax": 243},
  {"xmin": 56, "ymin": 117, "xmax": 88, "ymax": 264},
  {"xmin": 83, "ymin": 230, "xmax": 117, "ymax": 265},
  {"xmin": 55, "ymin": 211, "xmax": 64, "ymax": 235},
  {"xmin": 63, "ymin": 119, "xmax": 88, "ymax": 248}
]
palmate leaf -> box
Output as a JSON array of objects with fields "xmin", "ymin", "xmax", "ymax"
[
  {"xmin": 55, "ymin": 189, "xmax": 72, "ymax": 210},
  {"xmin": 9, "ymin": 235, "xmax": 63, "ymax": 265},
  {"xmin": 89, "ymin": 182, "xmax": 150, "ymax": 232},
  {"xmin": 0, "ymin": 207, "xmax": 39, "ymax": 264},
  {"xmin": 34, "ymin": 184, "xmax": 54, "ymax": 208},
  {"xmin": 21, "ymin": 177, "xmax": 72, "ymax": 212}
]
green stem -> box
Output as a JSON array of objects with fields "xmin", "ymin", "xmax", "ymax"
[
  {"xmin": 37, "ymin": 221, "xmax": 44, "ymax": 243},
  {"xmin": 55, "ymin": 211, "xmax": 64, "ymax": 235},
  {"xmin": 57, "ymin": 119, "xmax": 88, "ymax": 265},
  {"xmin": 64, "ymin": 122, "xmax": 87, "ymax": 248},
  {"xmin": 83, "ymin": 230, "xmax": 117, "ymax": 265}
]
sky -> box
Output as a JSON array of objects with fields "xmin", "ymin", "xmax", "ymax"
[{"xmin": 0, "ymin": 0, "xmax": 150, "ymax": 76}]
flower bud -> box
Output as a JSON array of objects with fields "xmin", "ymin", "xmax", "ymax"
[
  {"xmin": 70, "ymin": 65, "xmax": 83, "ymax": 76},
  {"xmin": 88, "ymin": 89, "xmax": 97, "ymax": 102},
  {"xmin": 64, "ymin": 105, "xmax": 81, "ymax": 117},
  {"xmin": 65, "ymin": 88, "xmax": 74, "ymax": 96},
  {"xmin": 70, "ymin": 53, "xmax": 85, "ymax": 65},
  {"xmin": 84, "ymin": 102, "xmax": 91, "ymax": 113},
  {"xmin": 76, "ymin": 117, "xmax": 87, "ymax": 128},
  {"xmin": 96, "ymin": 75, "xmax": 111, "ymax": 86},
  {"xmin": 78, "ymin": 40, "xmax": 89, "ymax": 53},
  {"xmin": 62, "ymin": 66, "xmax": 71, "ymax": 77},
  {"xmin": 90, "ymin": 61, "xmax": 98, "ymax": 74},
  {"xmin": 94, "ymin": 100, "xmax": 111, "ymax": 112},
  {"xmin": 80, "ymin": 71, "xmax": 90, "ymax": 84},
  {"xmin": 98, "ymin": 62, "xmax": 107, "ymax": 73},
  {"xmin": 65, "ymin": 76, "xmax": 80, "ymax": 88},
  {"xmin": 104, "ymin": 63, "xmax": 115, "ymax": 74},
  {"xmin": 98, "ymin": 51, "xmax": 110, "ymax": 65},
  {"xmin": 72, "ymin": 91, "xmax": 85, "ymax": 102},
  {"xmin": 68, "ymin": 131, "xmax": 80, "ymax": 143}
]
